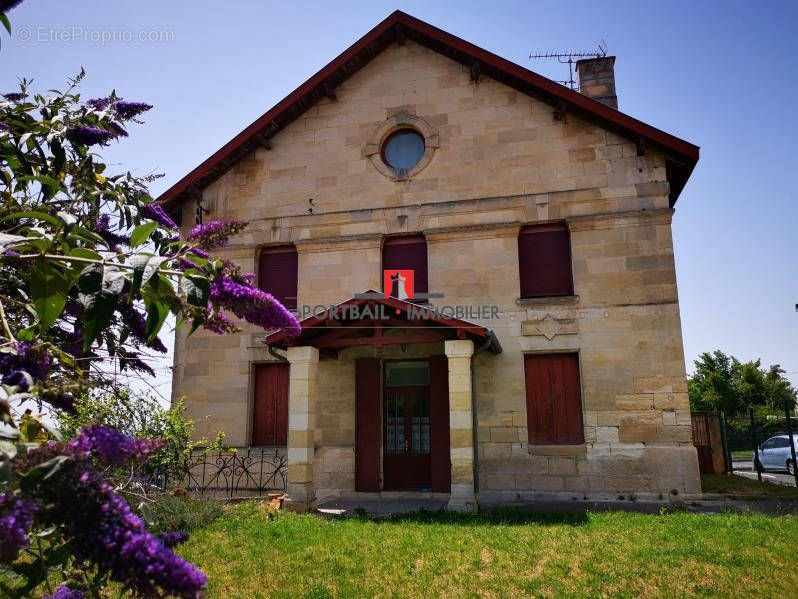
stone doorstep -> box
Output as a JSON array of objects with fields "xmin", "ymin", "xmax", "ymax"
[{"xmin": 337, "ymin": 490, "xmax": 452, "ymax": 500}]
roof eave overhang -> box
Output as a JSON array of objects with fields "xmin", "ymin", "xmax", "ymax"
[
  {"xmin": 157, "ymin": 10, "xmax": 699, "ymax": 209},
  {"xmin": 263, "ymin": 291, "xmax": 501, "ymax": 354}
]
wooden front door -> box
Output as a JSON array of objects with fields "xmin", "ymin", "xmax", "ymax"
[
  {"xmin": 383, "ymin": 361, "xmax": 431, "ymax": 490},
  {"xmin": 252, "ymin": 363, "xmax": 289, "ymax": 446}
]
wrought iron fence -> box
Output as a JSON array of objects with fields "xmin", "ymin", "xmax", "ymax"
[{"xmin": 180, "ymin": 447, "xmax": 287, "ymax": 498}]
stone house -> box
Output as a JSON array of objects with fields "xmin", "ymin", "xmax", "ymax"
[{"xmin": 158, "ymin": 11, "xmax": 701, "ymax": 510}]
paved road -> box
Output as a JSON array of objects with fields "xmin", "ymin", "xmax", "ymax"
[{"xmin": 733, "ymin": 460, "xmax": 797, "ymax": 487}]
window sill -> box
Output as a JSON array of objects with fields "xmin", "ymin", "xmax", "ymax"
[
  {"xmin": 526, "ymin": 444, "xmax": 586, "ymax": 457},
  {"xmin": 516, "ymin": 295, "xmax": 579, "ymax": 307}
]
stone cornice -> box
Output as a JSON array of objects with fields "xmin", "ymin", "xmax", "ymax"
[{"xmin": 567, "ymin": 208, "xmax": 674, "ymax": 231}]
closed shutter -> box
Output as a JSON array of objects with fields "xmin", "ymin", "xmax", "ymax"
[
  {"xmin": 524, "ymin": 353, "xmax": 584, "ymax": 445},
  {"xmin": 518, "ymin": 223, "xmax": 573, "ymax": 298},
  {"xmin": 258, "ymin": 245, "xmax": 298, "ymax": 310},
  {"xmin": 383, "ymin": 235, "xmax": 428, "ymax": 298},
  {"xmin": 429, "ymin": 355, "xmax": 451, "ymax": 493},
  {"xmin": 252, "ymin": 363, "xmax": 289, "ymax": 446},
  {"xmin": 355, "ymin": 358, "xmax": 381, "ymax": 491}
]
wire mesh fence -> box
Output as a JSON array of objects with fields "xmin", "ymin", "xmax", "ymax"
[{"xmin": 720, "ymin": 407, "xmax": 798, "ymax": 487}]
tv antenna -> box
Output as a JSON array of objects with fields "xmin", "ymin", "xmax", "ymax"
[{"xmin": 529, "ymin": 41, "xmax": 608, "ymax": 90}]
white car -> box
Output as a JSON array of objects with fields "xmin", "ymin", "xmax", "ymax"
[{"xmin": 753, "ymin": 434, "xmax": 798, "ymax": 475}]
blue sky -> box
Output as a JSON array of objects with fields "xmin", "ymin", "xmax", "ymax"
[{"xmin": 3, "ymin": 0, "xmax": 796, "ymax": 394}]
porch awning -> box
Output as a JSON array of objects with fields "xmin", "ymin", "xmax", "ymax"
[{"xmin": 263, "ymin": 291, "xmax": 502, "ymax": 355}]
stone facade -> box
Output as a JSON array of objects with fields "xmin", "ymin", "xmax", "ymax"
[{"xmin": 170, "ymin": 38, "xmax": 700, "ymax": 506}]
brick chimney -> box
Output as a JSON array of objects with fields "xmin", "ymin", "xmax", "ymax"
[{"xmin": 576, "ymin": 56, "xmax": 617, "ymax": 109}]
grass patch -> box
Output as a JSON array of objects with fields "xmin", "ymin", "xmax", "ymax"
[
  {"xmin": 178, "ymin": 502, "xmax": 798, "ymax": 598},
  {"xmin": 702, "ymin": 474, "xmax": 798, "ymax": 500}
]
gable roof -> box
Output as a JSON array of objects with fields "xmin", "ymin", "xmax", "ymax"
[{"xmin": 157, "ymin": 10, "xmax": 699, "ymax": 209}]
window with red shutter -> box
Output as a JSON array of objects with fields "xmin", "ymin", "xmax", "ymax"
[
  {"xmin": 523, "ymin": 353, "xmax": 584, "ymax": 445},
  {"xmin": 518, "ymin": 223, "xmax": 573, "ymax": 298},
  {"xmin": 382, "ymin": 234, "xmax": 428, "ymax": 301},
  {"xmin": 258, "ymin": 245, "xmax": 298, "ymax": 310}
]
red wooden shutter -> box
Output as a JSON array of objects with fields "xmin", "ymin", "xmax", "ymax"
[
  {"xmin": 258, "ymin": 245, "xmax": 298, "ymax": 309},
  {"xmin": 429, "ymin": 355, "xmax": 451, "ymax": 493},
  {"xmin": 355, "ymin": 358, "xmax": 381, "ymax": 492},
  {"xmin": 382, "ymin": 235, "xmax": 428, "ymax": 298},
  {"xmin": 524, "ymin": 353, "xmax": 584, "ymax": 444},
  {"xmin": 518, "ymin": 223, "xmax": 573, "ymax": 298},
  {"xmin": 252, "ymin": 363, "xmax": 289, "ymax": 446}
]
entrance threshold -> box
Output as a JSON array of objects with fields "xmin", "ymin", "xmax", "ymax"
[{"xmin": 316, "ymin": 493, "xmax": 450, "ymax": 517}]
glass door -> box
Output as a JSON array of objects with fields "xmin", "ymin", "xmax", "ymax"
[{"xmin": 383, "ymin": 361, "xmax": 431, "ymax": 490}]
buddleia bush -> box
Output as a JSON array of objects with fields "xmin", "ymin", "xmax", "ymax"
[{"xmin": 0, "ymin": 64, "xmax": 299, "ymax": 599}]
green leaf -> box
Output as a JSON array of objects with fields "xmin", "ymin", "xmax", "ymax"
[
  {"xmin": 69, "ymin": 247, "xmax": 103, "ymax": 261},
  {"xmin": 181, "ymin": 274, "xmax": 210, "ymax": 307},
  {"xmin": 82, "ymin": 290, "xmax": 118, "ymax": 352},
  {"xmin": 130, "ymin": 254, "xmax": 167, "ymax": 295},
  {"xmin": 130, "ymin": 221, "xmax": 157, "ymax": 247},
  {"xmin": 0, "ymin": 210, "xmax": 62, "ymax": 229},
  {"xmin": 144, "ymin": 298, "xmax": 169, "ymax": 342},
  {"xmin": 0, "ymin": 440, "xmax": 17, "ymax": 460},
  {"xmin": 78, "ymin": 264, "xmax": 126, "ymax": 351},
  {"xmin": 0, "ymin": 232, "xmax": 26, "ymax": 250},
  {"xmin": 16, "ymin": 326, "xmax": 35, "ymax": 341},
  {"xmin": 0, "ymin": 12, "xmax": 11, "ymax": 35},
  {"xmin": 20, "ymin": 455, "xmax": 71, "ymax": 491},
  {"xmin": 17, "ymin": 174, "xmax": 63, "ymax": 194},
  {"xmin": 30, "ymin": 261, "xmax": 76, "ymax": 331},
  {"xmin": 56, "ymin": 210, "xmax": 78, "ymax": 228}
]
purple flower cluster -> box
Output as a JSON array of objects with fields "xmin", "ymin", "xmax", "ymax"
[
  {"xmin": 0, "ymin": 341, "xmax": 51, "ymax": 390},
  {"xmin": 113, "ymin": 101, "xmax": 153, "ymax": 120},
  {"xmin": 27, "ymin": 455, "xmax": 206, "ymax": 598},
  {"xmin": 210, "ymin": 275, "xmax": 300, "ymax": 336},
  {"xmin": 109, "ymin": 122, "xmax": 128, "ymax": 138},
  {"xmin": 158, "ymin": 531, "xmax": 189, "ymax": 547},
  {"xmin": 86, "ymin": 97, "xmax": 111, "ymax": 110},
  {"xmin": 118, "ymin": 302, "xmax": 167, "ymax": 353},
  {"xmin": 203, "ymin": 309, "xmax": 238, "ymax": 335},
  {"xmin": 0, "ymin": 493, "xmax": 38, "ymax": 562},
  {"xmin": 187, "ymin": 220, "xmax": 247, "ymax": 250},
  {"xmin": 14, "ymin": 428, "xmax": 206, "ymax": 598},
  {"xmin": 69, "ymin": 425, "xmax": 165, "ymax": 466},
  {"xmin": 0, "ymin": 122, "xmax": 9, "ymax": 131},
  {"xmin": 94, "ymin": 213, "xmax": 131, "ymax": 248},
  {"xmin": 120, "ymin": 351, "xmax": 156, "ymax": 377},
  {"xmin": 2, "ymin": 92, "xmax": 25, "ymax": 101},
  {"xmin": 42, "ymin": 586, "xmax": 85, "ymax": 599},
  {"xmin": 66, "ymin": 126, "xmax": 113, "ymax": 147},
  {"xmin": 142, "ymin": 202, "xmax": 177, "ymax": 230}
]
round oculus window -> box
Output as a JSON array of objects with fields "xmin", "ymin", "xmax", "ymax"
[{"xmin": 381, "ymin": 129, "xmax": 425, "ymax": 170}]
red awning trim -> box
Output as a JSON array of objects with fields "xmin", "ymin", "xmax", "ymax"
[
  {"xmin": 157, "ymin": 11, "xmax": 698, "ymax": 209},
  {"xmin": 263, "ymin": 291, "xmax": 502, "ymax": 354}
]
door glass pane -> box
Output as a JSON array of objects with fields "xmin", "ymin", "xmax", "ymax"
[
  {"xmin": 386, "ymin": 361, "xmax": 429, "ymax": 386},
  {"xmin": 386, "ymin": 392, "xmax": 405, "ymax": 455},
  {"xmin": 412, "ymin": 392, "xmax": 430, "ymax": 455}
]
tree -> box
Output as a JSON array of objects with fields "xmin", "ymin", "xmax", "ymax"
[
  {"xmin": 688, "ymin": 350, "xmax": 796, "ymax": 415},
  {"xmin": 0, "ymin": 69, "xmax": 300, "ymax": 597}
]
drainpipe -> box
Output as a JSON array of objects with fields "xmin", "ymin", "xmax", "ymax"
[
  {"xmin": 470, "ymin": 334, "xmax": 496, "ymax": 495},
  {"xmin": 267, "ymin": 345, "xmax": 288, "ymax": 362}
]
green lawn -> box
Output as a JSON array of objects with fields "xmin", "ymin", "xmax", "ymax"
[
  {"xmin": 702, "ymin": 473, "xmax": 798, "ymax": 500},
  {"xmin": 179, "ymin": 502, "xmax": 798, "ymax": 599}
]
